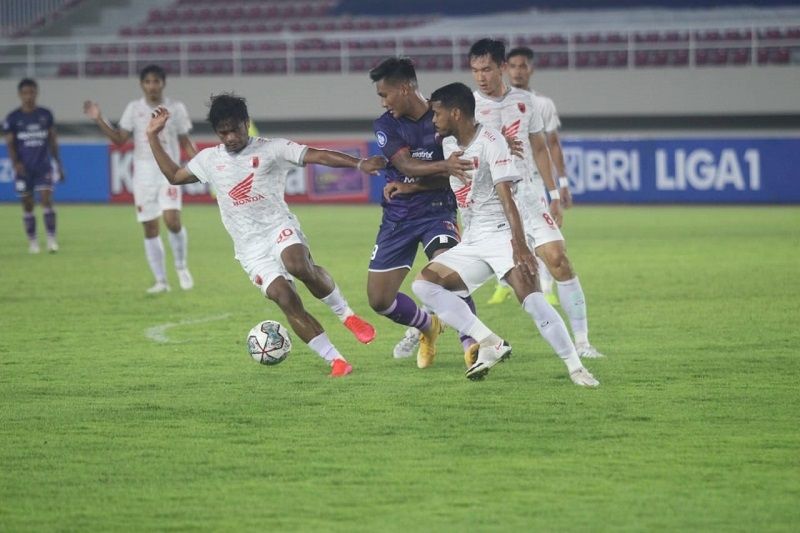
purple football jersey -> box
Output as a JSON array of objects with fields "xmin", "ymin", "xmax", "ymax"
[
  {"xmin": 373, "ymin": 109, "xmax": 455, "ymax": 221},
  {"xmin": 3, "ymin": 107, "xmax": 54, "ymax": 176}
]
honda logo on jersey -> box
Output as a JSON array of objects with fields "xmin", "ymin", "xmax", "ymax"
[
  {"xmin": 228, "ymin": 173, "xmax": 265, "ymax": 206},
  {"xmin": 501, "ymin": 119, "xmax": 521, "ymax": 138}
]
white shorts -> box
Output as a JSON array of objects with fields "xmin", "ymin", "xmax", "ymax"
[
  {"xmin": 132, "ymin": 160, "xmax": 182, "ymax": 222},
  {"xmin": 517, "ymin": 177, "xmax": 563, "ymax": 249},
  {"xmin": 238, "ymin": 223, "xmax": 309, "ymax": 296},
  {"xmin": 523, "ymin": 202, "xmax": 564, "ymax": 250},
  {"xmin": 429, "ymin": 228, "xmax": 514, "ymax": 295}
]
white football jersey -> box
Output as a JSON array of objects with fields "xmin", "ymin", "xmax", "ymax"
[
  {"xmin": 532, "ymin": 91, "xmax": 561, "ymax": 133},
  {"xmin": 474, "ymin": 87, "xmax": 551, "ymax": 218},
  {"xmin": 442, "ymin": 125, "xmax": 521, "ymax": 235},
  {"xmin": 186, "ymin": 137, "xmax": 308, "ymax": 261},
  {"xmin": 119, "ymin": 97, "xmax": 192, "ymax": 162}
]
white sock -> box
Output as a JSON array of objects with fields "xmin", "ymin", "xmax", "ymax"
[
  {"xmin": 522, "ymin": 292, "xmax": 582, "ymax": 373},
  {"xmin": 307, "ymin": 332, "xmax": 343, "ymax": 362},
  {"xmin": 412, "ymin": 279, "xmax": 498, "ymax": 344},
  {"xmin": 556, "ymin": 276, "xmax": 589, "ymax": 345},
  {"xmin": 167, "ymin": 227, "xmax": 188, "ymax": 270},
  {"xmin": 320, "ymin": 285, "xmax": 353, "ymax": 321},
  {"xmin": 143, "ymin": 236, "xmax": 167, "ymax": 283},
  {"xmin": 537, "ymin": 257, "xmax": 553, "ymax": 294}
]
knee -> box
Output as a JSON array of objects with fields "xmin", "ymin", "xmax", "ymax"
[
  {"xmin": 542, "ymin": 251, "xmax": 573, "ymax": 279},
  {"xmin": 367, "ymin": 289, "xmax": 394, "ymax": 314},
  {"xmin": 266, "ymin": 282, "xmax": 301, "ymax": 313},
  {"xmin": 284, "ymin": 258, "xmax": 315, "ymax": 282}
]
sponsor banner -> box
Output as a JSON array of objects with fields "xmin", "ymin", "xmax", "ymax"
[
  {"xmin": 560, "ymin": 137, "xmax": 800, "ymax": 203},
  {"xmin": 109, "ymin": 139, "xmax": 371, "ymax": 204},
  {"xmin": 3, "ymin": 137, "xmax": 799, "ymax": 204},
  {"xmin": 0, "ymin": 143, "xmax": 109, "ymax": 202}
]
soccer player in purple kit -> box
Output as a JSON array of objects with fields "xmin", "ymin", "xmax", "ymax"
[
  {"xmin": 3, "ymin": 78, "xmax": 64, "ymax": 254},
  {"xmin": 367, "ymin": 57, "xmax": 476, "ymax": 368}
]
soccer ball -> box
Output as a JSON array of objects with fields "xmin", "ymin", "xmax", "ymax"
[{"xmin": 247, "ymin": 320, "xmax": 292, "ymax": 365}]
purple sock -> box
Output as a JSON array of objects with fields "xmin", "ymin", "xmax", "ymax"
[
  {"xmin": 23, "ymin": 213, "xmax": 36, "ymax": 240},
  {"xmin": 43, "ymin": 208, "xmax": 56, "ymax": 236},
  {"xmin": 379, "ymin": 292, "xmax": 431, "ymax": 331},
  {"xmin": 459, "ymin": 295, "xmax": 477, "ymax": 348}
]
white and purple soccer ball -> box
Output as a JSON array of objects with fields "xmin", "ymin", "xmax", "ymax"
[{"xmin": 247, "ymin": 320, "xmax": 292, "ymax": 365}]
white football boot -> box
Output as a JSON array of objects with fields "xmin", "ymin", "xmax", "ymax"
[
  {"xmin": 393, "ymin": 327, "xmax": 420, "ymax": 359},
  {"xmin": 569, "ymin": 367, "xmax": 600, "ymax": 387},
  {"xmin": 465, "ymin": 341, "xmax": 512, "ymax": 381}
]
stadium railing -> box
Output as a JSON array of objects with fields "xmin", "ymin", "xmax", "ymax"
[{"xmin": 0, "ymin": 23, "xmax": 797, "ymax": 78}]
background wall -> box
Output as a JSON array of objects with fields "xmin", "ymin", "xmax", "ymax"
[{"xmin": 2, "ymin": 67, "xmax": 799, "ymax": 127}]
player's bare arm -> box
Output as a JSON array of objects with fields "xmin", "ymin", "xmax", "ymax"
[
  {"xmin": 178, "ymin": 134, "xmax": 198, "ymax": 160},
  {"xmin": 391, "ymin": 148, "xmax": 472, "ymax": 182},
  {"xmin": 83, "ymin": 100, "xmax": 131, "ymax": 145},
  {"xmin": 5, "ymin": 132, "xmax": 25, "ymax": 176},
  {"xmin": 146, "ymin": 106, "xmax": 199, "ymax": 185},
  {"xmin": 496, "ymin": 180, "xmax": 537, "ymax": 279},
  {"xmin": 47, "ymin": 126, "xmax": 65, "ymax": 182},
  {"xmin": 303, "ymin": 148, "xmax": 386, "ymax": 174},
  {"xmin": 547, "ymin": 130, "xmax": 572, "ymax": 208},
  {"xmin": 383, "ymin": 176, "xmax": 450, "ymax": 201},
  {"xmin": 530, "ymin": 131, "xmax": 563, "ymax": 227}
]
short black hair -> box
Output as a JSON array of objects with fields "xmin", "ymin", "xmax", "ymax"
[
  {"xmin": 507, "ymin": 46, "xmax": 534, "ymax": 62},
  {"xmin": 468, "ymin": 38, "xmax": 506, "ymax": 66},
  {"xmin": 207, "ymin": 93, "xmax": 249, "ymax": 131},
  {"xmin": 430, "ymin": 82, "xmax": 475, "ymax": 118},
  {"xmin": 369, "ymin": 56, "xmax": 417, "ymax": 86},
  {"xmin": 18, "ymin": 78, "xmax": 37, "ymax": 91},
  {"xmin": 139, "ymin": 64, "xmax": 166, "ymax": 82}
]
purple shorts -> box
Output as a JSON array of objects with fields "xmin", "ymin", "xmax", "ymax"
[{"xmin": 368, "ymin": 214, "xmax": 460, "ymax": 271}]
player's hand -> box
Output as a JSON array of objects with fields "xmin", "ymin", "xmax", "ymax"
[
  {"xmin": 561, "ymin": 187, "xmax": 573, "ymax": 209},
  {"xmin": 445, "ymin": 151, "xmax": 472, "ymax": 183},
  {"xmin": 83, "ymin": 100, "xmax": 102, "ymax": 120},
  {"xmin": 147, "ymin": 106, "xmax": 170, "ymax": 136},
  {"xmin": 54, "ymin": 167, "xmax": 65, "ymax": 183},
  {"xmin": 511, "ymin": 238, "xmax": 537, "ymax": 281},
  {"xmin": 549, "ymin": 198, "xmax": 564, "ymax": 227},
  {"xmin": 504, "ymin": 134, "xmax": 524, "ymax": 158},
  {"xmin": 383, "ymin": 181, "xmax": 415, "ymax": 201},
  {"xmin": 13, "ymin": 161, "xmax": 26, "ymax": 177},
  {"xmin": 358, "ymin": 155, "xmax": 387, "ymax": 175}
]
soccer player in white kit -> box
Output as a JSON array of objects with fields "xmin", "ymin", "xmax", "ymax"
[
  {"xmin": 497, "ymin": 45, "xmax": 572, "ymax": 306},
  {"xmin": 409, "ymin": 82, "xmax": 598, "ymax": 386},
  {"xmin": 84, "ymin": 64, "xmax": 196, "ymax": 294},
  {"xmin": 145, "ymin": 93, "xmax": 384, "ymax": 377},
  {"xmin": 469, "ymin": 39, "xmax": 605, "ymax": 360}
]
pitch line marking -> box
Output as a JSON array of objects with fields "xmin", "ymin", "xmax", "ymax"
[{"xmin": 145, "ymin": 313, "xmax": 232, "ymax": 344}]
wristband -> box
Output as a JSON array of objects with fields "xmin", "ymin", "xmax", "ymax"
[
  {"xmin": 558, "ymin": 177, "xmax": 569, "ymax": 189},
  {"xmin": 356, "ymin": 159, "xmax": 364, "ymax": 171},
  {"xmin": 549, "ymin": 189, "xmax": 560, "ymax": 200}
]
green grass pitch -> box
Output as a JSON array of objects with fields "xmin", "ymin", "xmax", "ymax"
[{"xmin": 1, "ymin": 203, "xmax": 798, "ymax": 531}]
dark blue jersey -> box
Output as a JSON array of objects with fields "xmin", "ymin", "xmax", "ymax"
[
  {"xmin": 3, "ymin": 107, "xmax": 54, "ymax": 176},
  {"xmin": 373, "ymin": 109, "xmax": 455, "ymax": 221}
]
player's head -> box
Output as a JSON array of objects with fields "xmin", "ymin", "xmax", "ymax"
[
  {"xmin": 429, "ymin": 82, "xmax": 475, "ymax": 137},
  {"xmin": 17, "ymin": 78, "xmax": 38, "ymax": 107},
  {"xmin": 208, "ymin": 93, "xmax": 251, "ymax": 153},
  {"xmin": 469, "ymin": 38, "xmax": 507, "ymax": 97},
  {"xmin": 139, "ymin": 64, "xmax": 166, "ymax": 102},
  {"xmin": 506, "ymin": 47, "xmax": 534, "ymax": 90},
  {"xmin": 369, "ymin": 57, "xmax": 419, "ymax": 118}
]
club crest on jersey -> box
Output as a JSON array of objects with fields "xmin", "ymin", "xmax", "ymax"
[
  {"xmin": 517, "ymin": 102, "xmax": 526, "ymax": 113},
  {"xmin": 251, "ymin": 156, "xmax": 259, "ymax": 168},
  {"xmin": 472, "ymin": 157, "xmax": 479, "ymax": 169},
  {"xmin": 228, "ymin": 172, "xmax": 265, "ymax": 206}
]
